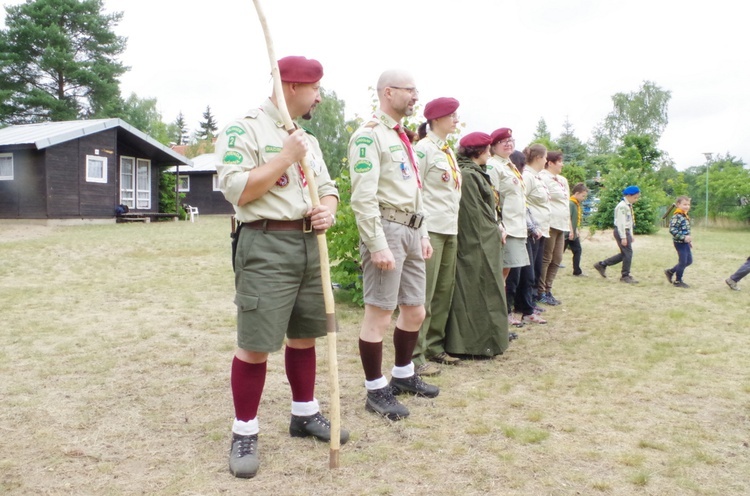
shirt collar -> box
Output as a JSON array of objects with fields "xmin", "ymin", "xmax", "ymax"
[
  {"xmin": 258, "ymin": 98, "xmax": 286, "ymax": 128},
  {"xmin": 374, "ymin": 110, "xmax": 400, "ymax": 130},
  {"xmin": 427, "ymin": 130, "xmax": 447, "ymax": 148}
]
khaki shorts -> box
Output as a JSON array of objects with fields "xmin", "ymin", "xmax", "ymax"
[
  {"xmin": 234, "ymin": 228, "xmax": 326, "ymax": 352},
  {"xmin": 360, "ymin": 220, "xmax": 426, "ymax": 310},
  {"xmin": 503, "ymin": 235, "xmax": 530, "ymax": 268}
]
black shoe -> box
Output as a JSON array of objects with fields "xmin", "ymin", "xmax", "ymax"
[
  {"xmin": 593, "ymin": 262, "xmax": 607, "ymax": 278},
  {"xmin": 289, "ymin": 412, "xmax": 349, "ymax": 444},
  {"xmin": 365, "ymin": 386, "xmax": 410, "ymax": 420},
  {"xmin": 673, "ymin": 280, "xmax": 690, "ymax": 288},
  {"xmin": 664, "ymin": 269, "xmax": 675, "ymax": 283},
  {"xmin": 620, "ymin": 275, "xmax": 639, "ymax": 284},
  {"xmin": 509, "ymin": 332, "xmax": 519, "ymax": 341},
  {"xmin": 229, "ymin": 433, "xmax": 259, "ymax": 479},
  {"xmin": 390, "ymin": 374, "xmax": 439, "ymax": 398}
]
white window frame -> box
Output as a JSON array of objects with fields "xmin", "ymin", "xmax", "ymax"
[
  {"xmin": 178, "ymin": 175, "xmax": 190, "ymax": 192},
  {"xmin": 86, "ymin": 155, "xmax": 108, "ymax": 183},
  {"xmin": 120, "ymin": 156, "xmax": 135, "ymax": 208},
  {"xmin": 0, "ymin": 153, "xmax": 13, "ymax": 180},
  {"xmin": 212, "ymin": 174, "xmax": 220, "ymax": 191},
  {"xmin": 136, "ymin": 158, "xmax": 151, "ymax": 210}
]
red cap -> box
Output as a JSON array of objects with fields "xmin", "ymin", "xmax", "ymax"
[
  {"xmin": 490, "ymin": 127, "xmax": 513, "ymax": 144},
  {"xmin": 423, "ymin": 97, "xmax": 460, "ymax": 120},
  {"xmin": 460, "ymin": 132, "xmax": 492, "ymax": 148},
  {"xmin": 278, "ymin": 56, "xmax": 323, "ymax": 83}
]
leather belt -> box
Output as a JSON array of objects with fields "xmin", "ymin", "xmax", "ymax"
[
  {"xmin": 243, "ymin": 217, "xmax": 313, "ymax": 232},
  {"xmin": 379, "ymin": 206, "xmax": 424, "ymax": 229}
]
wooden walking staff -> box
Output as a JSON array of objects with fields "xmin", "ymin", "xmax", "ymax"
[{"xmin": 251, "ymin": 0, "xmax": 342, "ymax": 469}]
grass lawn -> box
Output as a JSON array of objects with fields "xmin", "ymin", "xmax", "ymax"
[{"xmin": 1, "ymin": 217, "xmax": 748, "ymax": 495}]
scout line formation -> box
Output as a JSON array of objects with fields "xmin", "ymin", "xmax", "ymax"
[{"xmin": 212, "ymin": 55, "xmax": 748, "ymax": 480}]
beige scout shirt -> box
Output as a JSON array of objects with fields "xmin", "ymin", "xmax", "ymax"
[
  {"xmin": 215, "ymin": 99, "xmax": 338, "ymax": 223},
  {"xmin": 348, "ymin": 110, "xmax": 427, "ymax": 252},
  {"xmin": 614, "ymin": 198, "xmax": 634, "ymax": 237},
  {"xmin": 486, "ymin": 155, "xmax": 526, "ymax": 238},
  {"xmin": 540, "ymin": 170, "xmax": 571, "ymax": 231},
  {"xmin": 414, "ymin": 131, "xmax": 461, "ymax": 235},
  {"xmin": 523, "ymin": 168, "xmax": 551, "ymax": 238}
]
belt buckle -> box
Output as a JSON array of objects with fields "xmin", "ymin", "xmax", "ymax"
[{"xmin": 303, "ymin": 217, "xmax": 312, "ymax": 233}]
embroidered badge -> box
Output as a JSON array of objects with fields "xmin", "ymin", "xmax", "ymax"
[
  {"xmin": 225, "ymin": 126, "xmax": 245, "ymax": 136},
  {"xmin": 513, "ymin": 178, "xmax": 518, "ymax": 185},
  {"xmin": 389, "ymin": 145, "xmax": 402, "ymax": 153},
  {"xmin": 264, "ymin": 145, "xmax": 282, "ymax": 153},
  {"xmin": 355, "ymin": 136, "xmax": 373, "ymax": 146},
  {"xmin": 400, "ymin": 162, "xmax": 411, "ymax": 179},
  {"xmin": 416, "ymin": 151, "xmax": 426, "ymax": 159},
  {"xmin": 353, "ymin": 160, "xmax": 372, "ymax": 173},
  {"xmin": 441, "ymin": 172, "xmax": 450, "ymax": 182},
  {"xmin": 276, "ymin": 173, "xmax": 290, "ymax": 187},
  {"xmin": 222, "ymin": 151, "xmax": 243, "ymax": 164},
  {"xmin": 228, "ymin": 136, "xmax": 237, "ymax": 147},
  {"xmin": 359, "ymin": 147, "xmax": 367, "ymax": 158}
]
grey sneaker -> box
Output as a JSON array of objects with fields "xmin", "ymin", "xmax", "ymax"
[
  {"xmin": 725, "ymin": 278, "xmax": 740, "ymax": 291},
  {"xmin": 365, "ymin": 386, "xmax": 410, "ymax": 420},
  {"xmin": 289, "ymin": 412, "xmax": 349, "ymax": 444},
  {"xmin": 229, "ymin": 433, "xmax": 259, "ymax": 478},
  {"xmin": 390, "ymin": 374, "xmax": 439, "ymax": 398},
  {"xmin": 415, "ymin": 362, "xmax": 441, "ymax": 376},
  {"xmin": 593, "ymin": 262, "xmax": 607, "ymax": 278},
  {"xmin": 620, "ymin": 275, "xmax": 639, "ymax": 284}
]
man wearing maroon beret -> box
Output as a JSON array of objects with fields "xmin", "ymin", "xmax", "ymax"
[{"xmin": 215, "ymin": 55, "xmax": 347, "ymax": 479}]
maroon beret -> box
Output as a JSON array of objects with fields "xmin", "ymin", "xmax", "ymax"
[
  {"xmin": 460, "ymin": 132, "xmax": 492, "ymax": 148},
  {"xmin": 278, "ymin": 56, "xmax": 323, "ymax": 83},
  {"xmin": 490, "ymin": 127, "xmax": 513, "ymax": 144},
  {"xmin": 424, "ymin": 97, "xmax": 460, "ymax": 120}
]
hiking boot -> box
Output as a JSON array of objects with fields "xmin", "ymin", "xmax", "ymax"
[
  {"xmin": 522, "ymin": 313, "xmax": 547, "ymax": 324},
  {"xmin": 416, "ymin": 362, "xmax": 441, "ymax": 376},
  {"xmin": 229, "ymin": 433, "xmax": 259, "ymax": 479},
  {"xmin": 390, "ymin": 374, "xmax": 439, "ymax": 398},
  {"xmin": 430, "ymin": 351, "xmax": 461, "ymax": 365},
  {"xmin": 673, "ymin": 281, "xmax": 690, "ymax": 288},
  {"xmin": 664, "ymin": 268, "xmax": 675, "ymax": 283},
  {"xmin": 289, "ymin": 412, "xmax": 349, "ymax": 444},
  {"xmin": 365, "ymin": 386, "xmax": 410, "ymax": 420},
  {"xmin": 620, "ymin": 275, "xmax": 639, "ymax": 284},
  {"xmin": 726, "ymin": 278, "xmax": 740, "ymax": 291},
  {"xmin": 593, "ymin": 262, "xmax": 607, "ymax": 278}
]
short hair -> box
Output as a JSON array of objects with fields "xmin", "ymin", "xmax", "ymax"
[
  {"xmin": 546, "ymin": 150, "xmax": 563, "ymax": 164},
  {"xmin": 572, "ymin": 182, "xmax": 588, "ymax": 194},
  {"xmin": 675, "ymin": 195, "xmax": 691, "ymax": 204},
  {"xmin": 509, "ymin": 150, "xmax": 526, "ymax": 170}
]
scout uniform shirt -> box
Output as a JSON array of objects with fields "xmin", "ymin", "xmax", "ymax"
[
  {"xmin": 614, "ymin": 198, "xmax": 634, "ymax": 238},
  {"xmin": 415, "ymin": 130, "xmax": 461, "ymax": 235},
  {"xmin": 523, "ymin": 167, "xmax": 551, "ymax": 238},
  {"xmin": 348, "ymin": 110, "xmax": 428, "ymax": 253},
  {"xmin": 540, "ymin": 169, "xmax": 571, "ymax": 232},
  {"xmin": 486, "ymin": 155, "xmax": 526, "ymax": 238},
  {"xmin": 215, "ymin": 98, "xmax": 338, "ymax": 223}
]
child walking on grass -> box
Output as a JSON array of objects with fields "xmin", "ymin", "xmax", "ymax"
[{"xmin": 665, "ymin": 196, "xmax": 693, "ymax": 288}]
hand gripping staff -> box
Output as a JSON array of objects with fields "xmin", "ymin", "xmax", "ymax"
[{"xmin": 251, "ymin": 0, "xmax": 342, "ymax": 469}]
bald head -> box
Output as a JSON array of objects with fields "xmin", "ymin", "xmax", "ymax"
[
  {"xmin": 376, "ymin": 69, "xmax": 415, "ymax": 98},
  {"xmin": 376, "ymin": 69, "xmax": 418, "ymax": 120}
]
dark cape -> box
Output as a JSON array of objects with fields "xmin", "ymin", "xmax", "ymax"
[{"xmin": 445, "ymin": 157, "xmax": 509, "ymax": 356}]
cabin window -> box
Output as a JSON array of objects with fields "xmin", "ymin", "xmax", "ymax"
[
  {"xmin": 212, "ymin": 174, "xmax": 220, "ymax": 191},
  {"xmin": 136, "ymin": 159, "xmax": 151, "ymax": 209},
  {"xmin": 120, "ymin": 156, "xmax": 135, "ymax": 208},
  {"xmin": 86, "ymin": 155, "xmax": 108, "ymax": 183},
  {"xmin": 0, "ymin": 153, "xmax": 12, "ymax": 180},
  {"xmin": 178, "ymin": 175, "xmax": 190, "ymax": 192}
]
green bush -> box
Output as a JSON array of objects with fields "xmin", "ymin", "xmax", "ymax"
[{"xmin": 328, "ymin": 166, "xmax": 364, "ymax": 306}]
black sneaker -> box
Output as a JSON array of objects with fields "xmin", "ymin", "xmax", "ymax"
[
  {"xmin": 664, "ymin": 269, "xmax": 675, "ymax": 283},
  {"xmin": 593, "ymin": 262, "xmax": 607, "ymax": 278},
  {"xmin": 365, "ymin": 386, "xmax": 410, "ymax": 420},
  {"xmin": 673, "ymin": 281, "xmax": 690, "ymax": 288},
  {"xmin": 229, "ymin": 433, "xmax": 259, "ymax": 479},
  {"xmin": 620, "ymin": 275, "xmax": 639, "ymax": 284},
  {"xmin": 289, "ymin": 412, "xmax": 350, "ymax": 444},
  {"xmin": 547, "ymin": 292, "xmax": 562, "ymax": 305},
  {"xmin": 390, "ymin": 374, "xmax": 439, "ymax": 398}
]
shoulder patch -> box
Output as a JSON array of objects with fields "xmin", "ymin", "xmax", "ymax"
[
  {"xmin": 222, "ymin": 151, "xmax": 243, "ymax": 164},
  {"xmin": 416, "ymin": 151, "xmax": 425, "ymax": 159},
  {"xmin": 355, "ymin": 136, "xmax": 373, "ymax": 146},
  {"xmin": 353, "ymin": 160, "xmax": 373, "ymax": 173},
  {"xmin": 225, "ymin": 126, "xmax": 245, "ymax": 136}
]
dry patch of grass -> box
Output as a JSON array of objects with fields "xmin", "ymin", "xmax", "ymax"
[{"xmin": 1, "ymin": 219, "xmax": 749, "ymax": 495}]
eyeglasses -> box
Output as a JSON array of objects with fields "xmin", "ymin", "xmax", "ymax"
[
  {"xmin": 497, "ymin": 138, "xmax": 515, "ymax": 145},
  {"xmin": 389, "ymin": 86, "xmax": 419, "ymax": 96}
]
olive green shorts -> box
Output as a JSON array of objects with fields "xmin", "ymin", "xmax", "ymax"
[{"xmin": 234, "ymin": 228, "xmax": 326, "ymax": 352}]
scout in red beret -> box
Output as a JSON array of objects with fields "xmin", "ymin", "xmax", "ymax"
[
  {"xmin": 490, "ymin": 127, "xmax": 513, "ymax": 145},
  {"xmin": 460, "ymin": 132, "xmax": 492, "ymax": 148},
  {"xmin": 423, "ymin": 97, "xmax": 460, "ymax": 120},
  {"xmin": 278, "ymin": 56, "xmax": 324, "ymax": 83}
]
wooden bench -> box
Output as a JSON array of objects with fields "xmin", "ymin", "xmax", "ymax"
[{"xmin": 117, "ymin": 212, "xmax": 180, "ymax": 223}]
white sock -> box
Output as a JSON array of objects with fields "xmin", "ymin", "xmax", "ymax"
[
  {"xmin": 391, "ymin": 362, "xmax": 415, "ymax": 379},
  {"xmin": 291, "ymin": 398, "xmax": 319, "ymax": 416},
  {"xmin": 232, "ymin": 417, "xmax": 259, "ymax": 436},
  {"xmin": 365, "ymin": 376, "xmax": 388, "ymax": 391}
]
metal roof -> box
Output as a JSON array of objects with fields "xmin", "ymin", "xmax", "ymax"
[
  {"xmin": 0, "ymin": 118, "xmax": 191, "ymax": 165},
  {"xmin": 166, "ymin": 153, "xmax": 218, "ymax": 173}
]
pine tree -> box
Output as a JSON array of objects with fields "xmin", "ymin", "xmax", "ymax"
[{"xmin": 197, "ymin": 105, "xmax": 218, "ymax": 141}]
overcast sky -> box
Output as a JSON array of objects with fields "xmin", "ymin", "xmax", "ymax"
[{"xmin": 3, "ymin": 0, "xmax": 748, "ymax": 170}]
